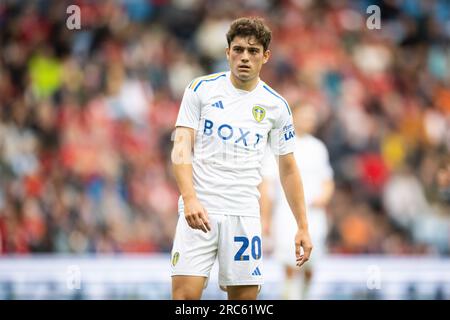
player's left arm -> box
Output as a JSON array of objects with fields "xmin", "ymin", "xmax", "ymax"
[{"xmin": 278, "ymin": 152, "xmax": 313, "ymax": 267}]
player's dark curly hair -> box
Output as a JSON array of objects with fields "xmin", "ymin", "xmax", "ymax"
[{"xmin": 226, "ymin": 17, "xmax": 272, "ymax": 51}]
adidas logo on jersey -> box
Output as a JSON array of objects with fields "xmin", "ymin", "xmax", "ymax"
[
  {"xmin": 211, "ymin": 100, "xmax": 224, "ymax": 109},
  {"xmin": 252, "ymin": 267, "xmax": 262, "ymax": 276}
]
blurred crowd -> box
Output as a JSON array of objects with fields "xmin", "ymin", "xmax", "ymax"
[{"xmin": 0, "ymin": 0, "xmax": 449, "ymax": 255}]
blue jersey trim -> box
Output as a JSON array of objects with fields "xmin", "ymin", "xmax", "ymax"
[
  {"xmin": 262, "ymin": 85, "xmax": 291, "ymax": 115},
  {"xmin": 194, "ymin": 74, "xmax": 226, "ymax": 92}
]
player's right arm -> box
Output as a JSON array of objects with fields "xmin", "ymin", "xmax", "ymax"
[
  {"xmin": 171, "ymin": 126, "xmax": 211, "ymax": 233},
  {"xmin": 172, "ymin": 79, "xmax": 211, "ymax": 233}
]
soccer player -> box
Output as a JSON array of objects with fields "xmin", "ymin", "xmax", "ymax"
[
  {"xmin": 261, "ymin": 103, "xmax": 335, "ymax": 300},
  {"xmin": 170, "ymin": 17, "xmax": 312, "ymax": 300}
]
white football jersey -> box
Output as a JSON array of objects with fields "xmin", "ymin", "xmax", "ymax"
[{"xmin": 175, "ymin": 71, "xmax": 295, "ymax": 217}]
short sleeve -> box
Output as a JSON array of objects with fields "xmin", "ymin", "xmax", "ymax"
[
  {"xmin": 175, "ymin": 85, "xmax": 201, "ymax": 129},
  {"xmin": 268, "ymin": 104, "xmax": 295, "ymax": 156}
]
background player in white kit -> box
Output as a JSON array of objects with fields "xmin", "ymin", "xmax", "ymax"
[
  {"xmin": 261, "ymin": 103, "xmax": 335, "ymax": 300},
  {"xmin": 170, "ymin": 17, "xmax": 312, "ymax": 300}
]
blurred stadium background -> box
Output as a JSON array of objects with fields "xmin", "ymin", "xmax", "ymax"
[{"xmin": 0, "ymin": 0, "xmax": 449, "ymax": 299}]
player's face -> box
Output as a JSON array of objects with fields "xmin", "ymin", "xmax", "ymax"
[{"xmin": 226, "ymin": 36, "xmax": 270, "ymax": 84}]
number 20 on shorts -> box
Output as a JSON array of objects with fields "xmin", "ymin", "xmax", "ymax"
[{"xmin": 234, "ymin": 236, "xmax": 262, "ymax": 261}]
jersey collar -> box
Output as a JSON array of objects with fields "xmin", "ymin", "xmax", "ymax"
[{"xmin": 226, "ymin": 71, "xmax": 262, "ymax": 95}]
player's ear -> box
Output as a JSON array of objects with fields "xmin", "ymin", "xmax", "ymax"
[
  {"xmin": 225, "ymin": 47, "xmax": 230, "ymax": 60},
  {"xmin": 263, "ymin": 49, "xmax": 271, "ymax": 64}
]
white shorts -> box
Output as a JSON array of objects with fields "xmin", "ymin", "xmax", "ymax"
[
  {"xmin": 273, "ymin": 207, "xmax": 327, "ymax": 268},
  {"xmin": 171, "ymin": 213, "xmax": 264, "ymax": 288}
]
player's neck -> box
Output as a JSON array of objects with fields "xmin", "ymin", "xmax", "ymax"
[{"xmin": 229, "ymin": 73, "xmax": 260, "ymax": 92}]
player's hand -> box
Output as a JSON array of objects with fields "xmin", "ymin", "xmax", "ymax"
[
  {"xmin": 183, "ymin": 197, "xmax": 211, "ymax": 233},
  {"xmin": 295, "ymin": 228, "xmax": 313, "ymax": 268}
]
